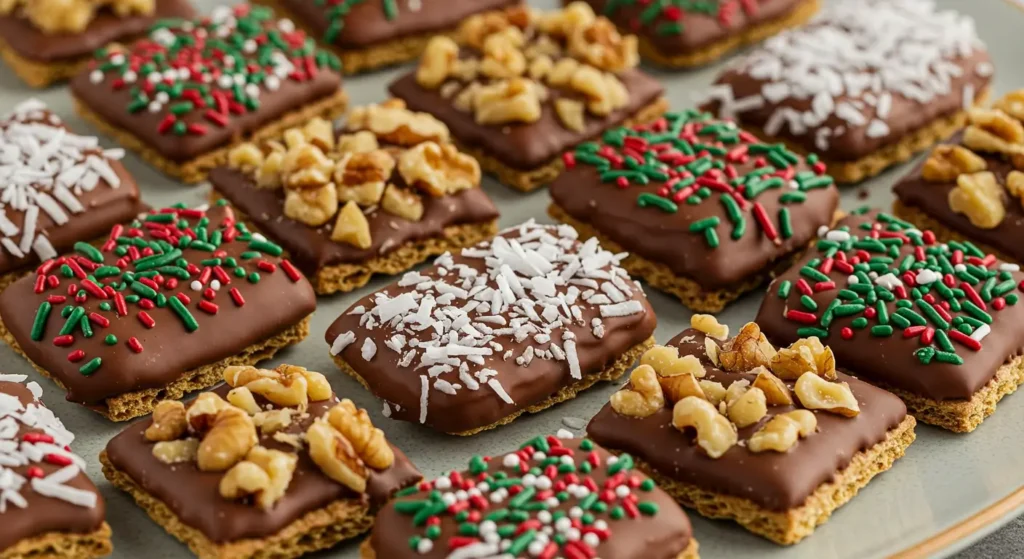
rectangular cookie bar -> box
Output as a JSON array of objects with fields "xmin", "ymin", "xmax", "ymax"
[
  {"xmin": 0, "ymin": 0, "xmax": 194, "ymax": 88},
  {"xmin": 70, "ymin": 4, "xmax": 349, "ymax": 184},
  {"xmin": 325, "ymin": 220, "xmax": 657, "ymax": 435},
  {"xmin": 587, "ymin": 318, "xmax": 916, "ymax": 545},
  {"xmin": 388, "ymin": 3, "xmax": 667, "ymax": 192},
  {"xmin": 211, "ymin": 100, "xmax": 500, "ymax": 295},
  {"xmin": 251, "ymin": 0, "xmax": 520, "ymax": 75},
  {"xmin": 101, "ymin": 365, "xmax": 422, "ymax": 559},
  {"xmin": 757, "ymin": 209, "xmax": 1024, "ymax": 432},
  {"xmin": 0, "ymin": 373, "xmax": 111, "ymax": 559},
  {"xmin": 548, "ymin": 109, "xmax": 839, "ymax": 313},
  {"xmin": 894, "ymin": 89, "xmax": 1024, "ymax": 264},
  {"xmin": 362, "ymin": 433, "xmax": 698, "ymax": 559},
  {"xmin": 569, "ymin": 0, "xmax": 820, "ymax": 68},
  {"xmin": 0, "ymin": 99, "xmax": 145, "ymax": 293},
  {"xmin": 701, "ymin": 0, "xmax": 993, "ymax": 184},
  {"xmin": 0, "ymin": 202, "xmax": 316, "ymax": 422}
]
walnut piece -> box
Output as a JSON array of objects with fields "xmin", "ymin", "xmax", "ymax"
[
  {"xmin": 333, "ymin": 150, "xmax": 393, "ymax": 207},
  {"xmin": 659, "ymin": 371, "xmax": 706, "ymax": 404},
  {"xmin": 691, "ymin": 314, "xmax": 729, "ymax": 340},
  {"xmin": 751, "ymin": 368, "xmax": 793, "ymax": 406},
  {"xmin": 380, "ymin": 184, "xmax": 425, "ymax": 222},
  {"xmin": 186, "ymin": 392, "xmax": 231, "ymax": 435},
  {"xmin": 253, "ymin": 409, "xmax": 295, "ymax": 435},
  {"xmin": 398, "ymin": 141, "xmax": 481, "ymax": 197},
  {"xmin": 337, "ymin": 131, "xmax": 380, "ymax": 154},
  {"xmin": 480, "ymin": 31, "xmax": 527, "ymax": 80},
  {"xmin": 770, "ymin": 337, "xmax": 836, "ymax": 380},
  {"xmin": 994, "ymin": 90, "xmax": 1024, "ymax": 122},
  {"xmin": 537, "ymin": 2, "xmax": 596, "ymax": 40},
  {"xmin": 145, "ymin": 400, "xmax": 187, "ymax": 442},
  {"xmin": 747, "ymin": 415, "xmax": 801, "ymax": 453},
  {"xmin": 640, "ymin": 345, "xmax": 705, "ymax": 378},
  {"xmin": 227, "ymin": 143, "xmax": 264, "ymax": 171},
  {"xmin": 255, "ymin": 152, "xmax": 285, "ymax": 189},
  {"xmin": 197, "ymin": 406, "xmax": 259, "ymax": 472},
  {"xmin": 220, "ymin": 446, "xmax": 297, "ymax": 510},
  {"xmin": 963, "ymin": 109, "xmax": 1024, "ymax": 155},
  {"xmin": 282, "ymin": 144, "xmax": 333, "ymax": 184},
  {"xmin": 244, "ymin": 370, "xmax": 310, "ymax": 410},
  {"xmin": 569, "ymin": 66, "xmax": 629, "ymax": 117},
  {"xmin": 921, "ymin": 145, "xmax": 987, "ymax": 183},
  {"xmin": 671, "ymin": 396, "xmax": 737, "ymax": 459},
  {"xmin": 284, "ymin": 184, "xmax": 338, "ymax": 227},
  {"xmin": 699, "ymin": 380, "xmax": 727, "ymax": 407},
  {"xmin": 307, "ymin": 419, "xmax": 369, "ymax": 493},
  {"xmin": 331, "ymin": 200, "xmax": 372, "ymax": 249},
  {"xmin": 227, "ymin": 387, "xmax": 262, "ymax": 416},
  {"xmin": 326, "ymin": 399, "xmax": 395, "ymax": 470},
  {"xmin": 726, "ymin": 386, "xmax": 767, "ymax": 428},
  {"xmin": 948, "ymin": 171, "xmax": 1006, "ymax": 229},
  {"xmin": 794, "ymin": 373, "xmax": 860, "ymax": 417},
  {"xmin": 152, "ymin": 439, "xmax": 199, "ymax": 464},
  {"xmin": 302, "ymin": 118, "xmax": 335, "ymax": 152},
  {"xmin": 276, "ymin": 365, "xmax": 332, "ymax": 402},
  {"xmin": 24, "ymin": 0, "xmax": 95, "ymax": 34},
  {"xmin": 347, "ymin": 100, "xmax": 450, "ymax": 147},
  {"xmin": 609, "ymin": 365, "xmax": 664, "ymax": 418},
  {"xmin": 417, "ymin": 36, "xmax": 459, "ymax": 89},
  {"xmin": 782, "ymin": 409, "xmax": 818, "ymax": 437},
  {"xmin": 555, "ymin": 98, "xmax": 586, "ymax": 132},
  {"xmin": 719, "ymin": 322, "xmax": 776, "ymax": 372},
  {"xmin": 568, "ymin": 18, "xmax": 638, "ymax": 72},
  {"xmin": 472, "ymin": 78, "xmax": 543, "ymax": 125},
  {"xmin": 1007, "ymin": 171, "xmax": 1024, "ymax": 210},
  {"xmin": 459, "ymin": 6, "xmax": 533, "ymax": 49}
]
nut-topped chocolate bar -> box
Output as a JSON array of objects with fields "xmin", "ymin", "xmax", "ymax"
[
  {"xmin": 325, "ymin": 220, "xmax": 657, "ymax": 435},
  {"xmin": 70, "ymin": 5, "xmax": 349, "ymax": 184},
  {"xmin": 548, "ymin": 109, "xmax": 839, "ymax": 313},
  {"xmin": 389, "ymin": 3, "xmax": 668, "ymax": 192},
  {"xmin": 588, "ymin": 317, "xmax": 915, "ymax": 545},
  {"xmin": 757, "ymin": 209, "xmax": 1024, "ymax": 432},
  {"xmin": 102, "ymin": 364, "xmax": 422, "ymax": 559},
  {"xmin": 702, "ymin": 0, "xmax": 992, "ymax": 184},
  {"xmin": 363, "ymin": 433, "xmax": 698, "ymax": 559},
  {"xmin": 0, "ymin": 202, "xmax": 316, "ymax": 422},
  {"xmin": 211, "ymin": 100, "xmax": 500, "ymax": 295}
]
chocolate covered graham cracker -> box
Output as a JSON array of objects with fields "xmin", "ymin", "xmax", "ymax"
[
  {"xmin": 701, "ymin": 0, "xmax": 993, "ymax": 184},
  {"xmin": 211, "ymin": 100, "xmax": 500, "ymax": 295},
  {"xmin": 0, "ymin": 0, "xmax": 194, "ymax": 88},
  {"xmin": 251, "ymin": 0, "xmax": 520, "ymax": 75},
  {"xmin": 101, "ymin": 365, "xmax": 422, "ymax": 559},
  {"xmin": 588, "ymin": 318, "xmax": 915, "ymax": 545},
  {"xmin": 569, "ymin": 0, "xmax": 819, "ymax": 69},
  {"xmin": 70, "ymin": 5, "xmax": 349, "ymax": 185},
  {"xmin": 894, "ymin": 89, "xmax": 1024, "ymax": 264},
  {"xmin": 389, "ymin": 3, "xmax": 668, "ymax": 192},
  {"xmin": 757, "ymin": 210, "xmax": 1024, "ymax": 433},
  {"xmin": 0, "ymin": 374, "xmax": 111, "ymax": 559},
  {"xmin": 548, "ymin": 109, "xmax": 839, "ymax": 313},
  {"xmin": 0, "ymin": 202, "xmax": 316, "ymax": 422},
  {"xmin": 363, "ymin": 433, "xmax": 698, "ymax": 559},
  {"xmin": 326, "ymin": 220, "xmax": 657, "ymax": 435},
  {"xmin": 0, "ymin": 99, "xmax": 145, "ymax": 294}
]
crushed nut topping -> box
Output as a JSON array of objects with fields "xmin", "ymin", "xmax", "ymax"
[{"xmin": 948, "ymin": 171, "xmax": 1006, "ymax": 229}]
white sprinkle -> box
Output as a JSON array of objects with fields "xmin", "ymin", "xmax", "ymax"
[
  {"xmin": 556, "ymin": 428, "xmax": 575, "ymax": 439},
  {"xmin": 360, "ymin": 338, "xmax": 377, "ymax": 361},
  {"xmin": 564, "ymin": 339, "xmax": 581, "ymax": 380},
  {"xmin": 418, "ymin": 375, "xmax": 429, "ymax": 424},
  {"xmin": 971, "ymin": 324, "xmax": 991, "ymax": 342}
]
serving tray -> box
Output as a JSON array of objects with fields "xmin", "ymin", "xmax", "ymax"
[{"xmin": 0, "ymin": 0, "xmax": 1021, "ymax": 557}]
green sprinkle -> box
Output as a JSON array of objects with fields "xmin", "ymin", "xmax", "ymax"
[
  {"xmin": 30, "ymin": 302, "xmax": 52, "ymax": 341},
  {"xmin": 79, "ymin": 357, "xmax": 102, "ymax": 376}
]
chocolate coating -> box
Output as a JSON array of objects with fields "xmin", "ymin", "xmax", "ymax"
[
  {"xmin": 209, "ymin": 167, "xmax": 499, "ymax": 277},
  {"xmin": 0, "ymin": 380, "xmax": 106, "ymax": 550},
  {"xmin": 587, "ymin": 328, "xmax": 908, "ymax": 511},
  {"xmin": 105, "ymin": 385, "xmax": 421, "ymax": 544},
  {"xmin": 0, "ymin": 0, "xmax": 194, "ymax": 63}
]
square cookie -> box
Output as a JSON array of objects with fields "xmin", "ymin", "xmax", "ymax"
[
  {"xmin": 388, "ymin": 3, "xmax": 668, "ymax": 192},
  {"xmin": 0, "ymin": 0, "xmax": 195, "ymax": 88},
  {"xmin": 548, "ymin": 109, "xmax": 839, "ymax": 313},
  {"xmin": 210, "ymin": 100, "xmax": 500, "ymax": 295},
  {"xmin": 569, "ymin": 0, "xmax": 819, "ymax": 68},
  {"xmin": 0, "ymin": 373, "xmax": 111, "ymax": 559},
  {"xmin": 251, "ymin": 0, "xmax": 521, "ymax": 75},
  {"xmin": 101, "ymin": 365, "xmax": 422, "ymax": 559},
  {"xmin": 325, "ymin": 220, "xmax": 657, "ymax": 435},
  {"xmin": 701, "ymin": 0, "xmax": 993, "ymax": 184},
  {"xmin": 0, "ymin": 99, "xmax": 145, "ymax": 293},
  {"xmin": 70, "ymin": 4, "xmax": 349, "ymax": 185},
  {"xmin": 894, "ymin": 89, "xmax": 1024, "ymax": 264},
  {"xmin": 587, "ymin": 318, "xmax": 916, "ymax": 545},
  {"xmin": 362, "ymin": 433, "xmax": 698, "ymax": 559},
  {"xmin": 757, "ymin": 209, "xmax": 1024, "ymax": 432},
  {"xmin": 0, "ymin": 202, "xmax": 316, "ymax": 422}
]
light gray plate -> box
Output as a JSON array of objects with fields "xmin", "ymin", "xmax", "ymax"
[{"xmin": 1, "ymin": 0, "xmax": 1022, "ymax": 557}]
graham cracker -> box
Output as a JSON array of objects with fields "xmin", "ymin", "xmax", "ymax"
[
  {"xmin": 100, "ymin": 451, "xmax": 376, "ymax": 559},
  {"xmin": 359, "ymin": 534, "xmax": 701, "ymax": 558},
  {"xmin": 736, "ymin": 90, "xmax": 989, "ymax": 185},
  {"xmin": 0, "ymin": 523, "xmax": 112, "ymax": 559},
  {"xmin": 251, "ymin": 0, "xmax": 458, "ymax": 75},
  {"xmin": 609, "ymin": 414, "xmax": 916, "ymax": 546},
  {"xmin": 634, "ymin": 0, "xmax": 820, "ymax": 69},
  {"xmin": 892, "ymin": 200, "xmax": 1017, "ymax": 265},
  {"xmin": 548, "ymin": 203, "xmax": 819, "ymax": 313},
  {"xmin": 0, "ymin": 36, "xmax": 88, "ymax": 88},
  {"xmin": 332, "ymin": 336, "xmax": 655, "ymax": 436},
  {"xmin": 461, "ymin": 96, "xmax": 670, "ymax": 193},
  {"xmin": 72, "ymin": 89, "xmax": 350, "ymax": 185},
  {"xmin": 0, "ymin": 315, "xmax": 311, "ymax": 422}
]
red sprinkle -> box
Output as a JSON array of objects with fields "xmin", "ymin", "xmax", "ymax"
[
  {"xmin": 44, "ymin": 453, "xmax": 72, "ymax": 466},
  {"xmin": 127, "ymin": 337, "xmax": 144, "ymax": 353},
  {"xmin": 138, "ymin": 311, "xmax": 156, "ymax": 329},
  {"xmin": 785, "ymin": 310, "xmax": 818, "ymax": 324},
  {"xmin": 67, "ymin": 350, "xmax": 86, "ymax": 363},
  {"xmin": 229, "ymin": 287, "xmax": 245, "ymax": 307},
  {"xmin": 53, "ymin": 335, "xmax": 75, "ymax": 347},
  {"xmin": 280, "ymin": 259, "xmax": 302, "ymax": 282},
  {"xmin": 840, "ymin": 327, "xmax": 854, "ymax": 340},
  {"xmin": 198, "ymin": 300, "xmax": 219, "ymax": 314},
  {"xmin": 949, "ymin": 329, "xmax": 982, "ymax": 351},
  {"xmin": 88, "ymin": 312, "xmax": 110, "ymax": 328}
]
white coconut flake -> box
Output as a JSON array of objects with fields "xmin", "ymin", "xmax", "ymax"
[{"xmin": 330, "ymin": 331, "xmax": 356, "ymax": 356}]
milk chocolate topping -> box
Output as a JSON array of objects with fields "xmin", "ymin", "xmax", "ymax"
[
  {"xmin": 105, "ymin": 385, "xmax": 421, "ymax": 544},
  {"xmin": 587, "ymin": 328, "xmax": 908, "ymax": 511}
]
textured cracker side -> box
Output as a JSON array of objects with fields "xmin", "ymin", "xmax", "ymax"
[
  {"xmin": 892, "ymin": 200, "xmax": 1017, "ymax": 265},
  {"xmin": 332, "ymin": 336, "xmax": 655, "ymax": 436},
  {"xmin": 100, "ymin": 451, "xmax": 373, "ymax": 559},
  {"xmin": 0, "ymin": 315, "xmax": 311, "ymax": 422},
  {"xmin": 614, "ymin": 414, "xmax": 916, "ymax": 546},
  {"xmin": 0, "ymin": 35, "xmax": 90, "ymax": 88},
  {"xmin": 72, "ymin": 90, "xmax": 349, "ymax": 184},
  {"xmin": 0, "ymin": 523, "xmax": 112, "ymax": 559},
  {"xmin": 360, "ymin": 534, "xmax": 700, "ymax": 558},
  {"xmin": 634, "ymin": 0, "xmax": 820, "ymax": 68},
  {"xmin": 459, "ymin": 97, "xmax": 670, "ymax": 193}
]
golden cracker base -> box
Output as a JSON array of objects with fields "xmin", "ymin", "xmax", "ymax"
[
  {"xmin": 0, "ymin": 315, "xmax": 311, "ymax": 422},
  {"xmin": 332, "ymin": 336, "xmax": 656, "ymax": 436},
  {"xmin": 892, "ymin": 200, "xmax": 1017, "ymax": 265},
  {"xmin": 100, "ymin": 451, "xmax": 373, "ymax": 559},
  {"xmin": 0, "ymin": 523, "xmax": 112, "ymax": 559},
  {"xmin": 72, "ymin": 89, "xmax": 350, "ymax": 185},
  {"xmin": 359, "ymin": 534, "xmax": 701, "ymax": 558},
  {"xmin": 0, "ymin": 36, "xmax": 89, "ymax": 88}
]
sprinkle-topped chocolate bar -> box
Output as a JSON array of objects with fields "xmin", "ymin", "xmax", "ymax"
[
  {"xmin": 0, "ymin": 201, "xmax": 316, "ymax": 421},
  {"xmin": 758, "ymin": 209, "xmax": 1024, "ymax": 432},
  {"xmin": 364, "ymin": 434, "xmax": 697, "ymax": 558}
]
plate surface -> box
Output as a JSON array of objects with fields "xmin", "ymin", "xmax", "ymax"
[{"xmin": 0, "ymin": 0, "xmax": 1021, "ymax": 558}]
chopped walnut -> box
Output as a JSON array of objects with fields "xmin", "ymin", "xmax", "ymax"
[
  {"xmin": 333, "ymin": 150, "xmax": 393, "ymax": 207},
  {"xmin": 331, "ymin": 200, "xmax": 373, "ymax": 249},
  {"xmin": 948, "ymin": 171, "xmax": 1006, "ymax": 229},
  {"xmin": 1007, "ymin": 171, "xmax": 1024, "ymax": 210},
  {"xmin": 306, "ymin": 419, "xmax": 369, "ymax": 493},
  {"xmin": 346, "ymin": 100, "xmax": 450, "ymax": 146},
  {"xmin": 671, "ymin": 396, "xmax": 737, "ymax": 459},
  {"xmin": 459, "ymin": 6, "xmax": 533, "ymax": 50},
  {"xmin": 719, "ymin": 322, "xmax": 776, "ymax": 372},
  {"xmin": 641, "ymin": 345, "xmax": 705, "ymax": 378},
  {"xmin": 537, "ymin": 2, "xmax": 596, "ymax": 41},
  {"xmin": 567, "ymin": 18, "xmax": 638, "ymax": 72},
  {"xmin": 398, "ymin": 141, "xmax": 481, "ymax": 197},
  {"xmin": 570, "ymin": 66, "xmax": 629, "ymax": 116},
  {"xmin": 473, "ymin": 78, "xmax": 543, "ymax": 125},
  {"xmin": 480, "ymin": 30, "xmax": 528, "ymax": 81},
  {"xmin": 145, "ymin": 400, "xmax": 187, "ymax": 442},
  {"xmin": 963, "ymin": 109, "xmax": 1024, "ymax": 155},
  {"xmin": 699, "ymin": 380, "xmax": 727, "ymax": 407},
  {"xmin": 726, "ymin": 386, "xmax": 767, "ymax": 428},
  {"xmin": 528, "ymin": 55, "xmax": 554, "ymax": 81},
  {"xmin": 555, "ymin": 98, "xmax": 586, "ymax": 132},
  {"xmin": 282, "ymin": 144, "xmax": 333, "ymax": 182},
  {"xmin": 751, "ymin": 368, "xmax": 793, "ymax": 406},
  {"xmin": 197, "ymin": 406, "xmax": 259, "ymax": 472},
  {"xmin": 284, "ymin": 184, "xmax": 338, "ymax": 227},
  {"xmin": 255, "ymin": 152, "xmax": 285, "ymax": 190},
  {"xmin": 227, "ymin": 143, "xmax": 264, "ymax": 171},
  {"xmin": 691, "ymin": 314, "xmax": 729, "ymax": 340},
  {"xmin": 747, "ymin": 415, "xmax": 801, "ymax": 453},
  {"xmin": 995, "ymin": 90, "xmax": 1024, "ymax": 122},
  {"xmin": 253, "ymin": 409, "xmax": 294, "ymax": 435},
  {"xmin": 152, "ymin": 439, "xmax": 199, "ymax": 464},
  {"xmin": 609, "ymin": 365, "xmax": 665, "ymax": 418},
  {"xmin": 226, "ymin": 387, "xmax": 262, "ymax": 416},
  {"xmin": 794, "ymin": 373, "xmax": 860, "ymax": 417},
  {"xmin": 416, "ymin": 36, "xmax": 459, "ymax": 89},
  {"xmin": 244, "ymin": 369, "xmax": 311, "ymax": 410},
  {"xmin": 380, "ymin": 184, "xmax": 425, "ymax": 222},
  {"xmin": 770, "ymin": 337, "xmax": 836, "ymax": 380},
  {"xmin": 302, "ymin": 118, "xmax": 335, "ymax": 152},
  {"xmin": 336, "ymin": 131, "xmax": 380, "ymax": 154},
  {"xmin": 921, "ymin": 145, "xmax": 987, "ymax": 183},
  {"xmin": 219, "ymin": 446, "xmax": 297, "ymax": 510},
  {"xmin": 546, "ymin": 58, "xmax": 580, "ymax": 88},
  {"xmin": 326, "ymin": 399, "xmax": 395, "ymax": 470}
]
